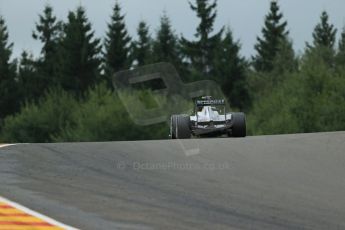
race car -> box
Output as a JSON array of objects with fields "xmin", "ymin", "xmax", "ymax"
[{"xmin": 170, "ymin": 96, "xmax": 246, "ymax": 139}]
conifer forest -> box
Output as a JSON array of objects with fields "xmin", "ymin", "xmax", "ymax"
[{"xmin": 1, "ymin": 1, "xmax": 345, "ymax": 142}]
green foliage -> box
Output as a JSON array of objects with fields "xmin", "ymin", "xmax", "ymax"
[
  {"xmin": 0, "ymin": 84, "xmax": 169, "ymax": 143},
  {"xmin": 180, "ymin": 0, "xmax": 223, "ymax": 77},
  {"xmin": 249, "ymin": 48, "xmax": 345, "ymax": 135},
  {"xmin": 253, "ymin": 1, "xmax": 289, "ymax": 72},
  {"xmin": 310, "ymin": 11, "xmax": 337, "ymax": 50},
  {"xmin": 0, "ymin": 16, "xmax": 19, "ymax": 119},
  {"xmin": 213, "ymin": 29, "xmax": 250, "ymax": 110},
  {"xmin": 2, "ymin": 2, "xmax": 345, "ymax": 141},
  {"xmin": 271, "ymin": 38, "xmax": 298, "ymax": 76},
  {"xmin": 54, "ymin": 84, "xmax": 168, "ymax": 142},
  {"xmin": 104, "ymin": 2, "xmax": 131, "ymax": 76},
  {"xmin": 336, "ymin": 27, "xmax": 345, "ymax": 66},
  {"xmin": 132, "ymin": 21, "xmax": 153, "ymax": 66},
  {"xmin": 33, "ymin": 5, "xmax": 62, "ymax": 57},
  {"xmin": 0, "ymin": 16, "xmax": 13, "ymax": 76},
  {"xmin": 0, "ymin": 88, "xmax": 77, "ymax": 142},
  {"xmin": 247, "ymin": 73, "xmax": 301, "ymax": 135},
  {"xmin": 117, "ymin": 88, "xmax": 193, "ymax": 125},
  {"xmin": 305, "ymin": 11, "xmax": 337, "ymax": 67},
  {"xmin": 32, "ymin": 5, "xmax": 62, "ymax": 90},
  {"xmin": 152, "ymin": 13, "xmax": 181, "ymax": 67},
  {"xmin": 59, "ymin": 6, "xmax": 102, "ymax": 96},
  {"xmin": 295, "ymin": 49, "xmax": 345, "ymax": 132},
  {"xmin": 17, "ymin": 51, "xmax": 41, "ymax": 102}
]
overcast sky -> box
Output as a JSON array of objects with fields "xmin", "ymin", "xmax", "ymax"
[{"xmin": 0, "ymin": 0, "xmax": 345, "ymax": 59}]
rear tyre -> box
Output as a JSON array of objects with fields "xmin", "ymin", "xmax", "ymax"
[
  {"xmin": 170, "ymin": 115, "xmax": 178, "ymax": 139},
  {"xmin": 170, "ymin": 115, "xmax": 191, "ymax": 139},
  {"xmin": 231, "ymin": 112, "xmax": 246, "ymax": 137}
]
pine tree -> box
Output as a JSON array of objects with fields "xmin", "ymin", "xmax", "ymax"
[
  {"xmin": 17, "ymin": 51, "xmax": 40, "ymax": 101},
  {"xmin": 152, "ymin": 12, "xmax": 180, "ymax": 66},
  {"xmin": 306, "ymin": 11, "xmax": 337, "ymax": 66},
  {"xmin": 272, "ymin": 38, "xmax": 297, "ymax": 75},
  {"xmin": 0, "ymin": 16, "xmax": 18, "ymax": 119},
  {"xmin": 339, "ymin": 28, "xmax": 345, "ymax": 53},
  {"xmin": 336, "ymin": 27, "xmax": 345, "ymax": 66},
  {"xmin": 0, "ymin": 17, "xmax": 12, "ymax": 80},
  {"xmin": 214, "ymin": 29, "xmax": 249, "ymax": 109},
  {"xmin": 104, "ymin": 1, "xmax": 131, "ymax": 75},
  {"xmin": 32, "ymin": 5, "xmax": 62, "ymax": 93},
  {"xmin": 253, "ymin": 0, "xmax": 289, "ymax": 72},
  {"xmin": 310, "ymin": 11, "xmax": 337, "ymax": 49},
  {"xmin": 59, "ymin": 6, "xmax": 102, "ymax": 96},
  {"xmin": 181, "ymin": 0, "xmax": 223, "ymax": 77},
  {"xmin": 132, "ymin": 21, "xmax": 152, "ymax": 66},
  {"xmin": 33, "ymin": 5, "xmax": 62, "ymax": 59}
]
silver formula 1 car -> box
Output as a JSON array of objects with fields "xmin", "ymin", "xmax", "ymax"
[{"xmin": 170, "ymin": 96, "xmax": 246, "ymax": 139}]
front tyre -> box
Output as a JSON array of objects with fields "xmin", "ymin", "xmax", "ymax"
[{"xmin": 231, "ymin": 112, "xmax": 246, "ymax": 137}]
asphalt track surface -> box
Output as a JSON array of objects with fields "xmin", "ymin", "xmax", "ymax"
[{"xmin": 1, "ymin": 132, "xmax": 345, "ymax": 230}]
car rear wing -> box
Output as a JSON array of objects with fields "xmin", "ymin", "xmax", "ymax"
[{"xmin": 195, "ymin": 99, "xmax": 225, "ymax": 107}]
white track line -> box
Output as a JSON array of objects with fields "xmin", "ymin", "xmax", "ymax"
[
  {"xmin": 0, "ymin": 196, "xmax": 79, "ymax": 230},
  {"xmin": 0, "ymin": 144, "xmax": 16, "ymax": 149}
]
